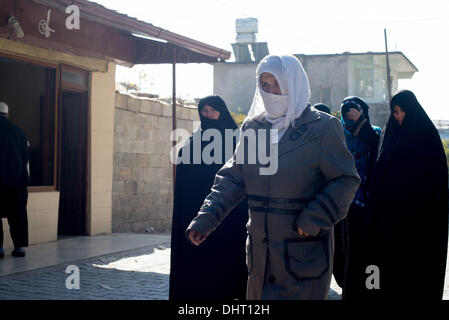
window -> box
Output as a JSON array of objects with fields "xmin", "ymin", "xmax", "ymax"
[
  {"xmin": 0, "ymin": 55, "xmax": 57, "ymax": 188},
  {"xmin": 62, "ymin": 69, "xmax": 87, "ymax": 87},
  {"xmin": 61, "ymin": 66, "xmax": 88, "ymax": 91},
  {"xmin": 355, "ymin": 68, "xmax": 374, "ymax": 98}
]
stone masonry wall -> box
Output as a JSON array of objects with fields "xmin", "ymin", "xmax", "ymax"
[{"xmin": 112, "ymin": 92, "xmax": 199, "ymax": 233}]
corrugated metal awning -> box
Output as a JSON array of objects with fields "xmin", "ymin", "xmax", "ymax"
[
  {"xmin": 33, "ymin": 0, "xmax": 231, "ymax": 64},
  {"xmin": 133, "ymin": 37, "xmax": 219, "ymax": 64}
]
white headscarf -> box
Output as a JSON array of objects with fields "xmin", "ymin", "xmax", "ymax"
[
  {"xmin": 0, "ymin": 102, "xmax": 8, "ymax": 114},
  {"xmin": 245, "ymin": 54, "xmax": 311, "ymax": 143}
]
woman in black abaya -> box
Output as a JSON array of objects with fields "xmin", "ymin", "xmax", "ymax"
[
  {"xmin": 333, "ymin": 97, "xmax": 381, "ymax": 300},
  {"xmin": 366, "ymin": 90, "xmax": 448, "ymax": 299},
  {"xmin": 169, "ymin": 95, "xmax": 248, "ymax": 300}
]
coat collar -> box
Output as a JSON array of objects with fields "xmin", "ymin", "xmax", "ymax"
[
  {"xmin": 293, "ymin": 105, "xmax": 321, "ymax": 127},
  {"xmin": 251, "ymin": 113, "xmax": 271, "ymax": 129},
  {"xmin": 251, "ymin": 104, "xmax": 320, "ymax": 128},
  {"xmin": 278, "ymin": 105, "xmax": 322, "ymax": 157},
  {"xmin": 248, "ymin": 105, "xmax": 322, "ymax": 158}
]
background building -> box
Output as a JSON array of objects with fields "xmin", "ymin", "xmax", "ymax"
[
  {"xmin": 1, "ymin": 0, "xmax": 230, "ymax": 247},
  {"xmin": 213, "ymin": 19, "xmax": 418, "ymax": 127}
]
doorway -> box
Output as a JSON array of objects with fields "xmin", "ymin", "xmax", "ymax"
[
  {"xmin": 0, "ymin": 55, "xmax": 56, "ymax": 188},
  {"xmin": 58, "ymin": 91, "xmax": 88, "ymax": 236}
]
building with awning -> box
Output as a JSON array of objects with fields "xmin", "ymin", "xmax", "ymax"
[
  {"xmin": 0, "ymin": 0, "xmax": 230, "ymax": 246},
  {"xmin": 213, "ymin": 19, "xmax": 418, "ymax": 127},
  {"xmin": 215, "ymin": 50, "xmax": 418, "ymax": 127}
]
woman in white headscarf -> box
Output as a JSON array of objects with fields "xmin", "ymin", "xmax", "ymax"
[{"xmin": 186, "ymin": 55, "xmax": 360, "ymax": 300}]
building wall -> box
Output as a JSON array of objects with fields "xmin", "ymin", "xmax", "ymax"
[
  {"xmin": 366, "ymin": 103, "xmax": 390, "ymax": 129},
  {"xmin": 89, "ymin": 62, "xmax": 116, "ymax": 236},
  {"xmin": 112, "ymin": 93, "xmax": 200, "ymax": 233},
  {"xmin": 1, "ymin": 40, "xmax": 114, "ymax": 248},
  {"xmin": 2, "ymin": 192, "xmax": 60, "ymax": 249},
  {"xmin": 213, "ymin": 55, "xmax": 392, "ymax": 127},
  {"xmin": 298, "ymin": 55, "xmax": 349, "ymax": 112},
  {"xmin": 348, "ymin": 56, "xmax": 395, "ymax": 127},
  {"xmin": 213, "ymin": 62, "xmax": 257, "ymax": 114},
  {"xmin": 0, "ymin": 38, "xmax": 108, "ymax": 73},
  {"xmin": 213, "ymin": 57, "xmax": 350, "ymax": 115}
]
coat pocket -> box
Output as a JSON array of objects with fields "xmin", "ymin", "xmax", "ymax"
[
  {"xmin": 284, "ymin": 238, "xmax": 329, "ymax": 281},
  {"xmin": 246, "ymin": 234, "xmax": 254, "ymax": 275}
]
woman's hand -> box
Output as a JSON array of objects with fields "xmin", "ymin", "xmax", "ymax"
[
  {"xmin": 188, "ymin": 229, "xmax": 209, "ymax": 246},
  {"xmin": 346, "ymin": 109, "xmax": 362, "ymax": 122},
  {"xmin": 298, "ymin": 227, "xmax": 310, "ymax": 237}
]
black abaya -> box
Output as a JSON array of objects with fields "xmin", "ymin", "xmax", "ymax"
[
  {"xmin": 366, "ymin": 90, "xmax": 448, "ymax": 300},
  {"xmin": 169, "ymin": 96, "xmax": 248, "ymax": 300},
  {"xmin": 333, "ymin": 98, "xmax": 381, "ymax": 299},
  {"xmin": 0, "ymin": 115, "xmax": 29, "ymax": 248}
]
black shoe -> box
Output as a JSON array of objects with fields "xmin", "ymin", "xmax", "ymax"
[
  {"xmin": 11, "ymin": 248, "xmax": 25, "ymax": 258},
  {"xmin": 0, "ymin": 252, "xmax": 4, "ymax": 259}
]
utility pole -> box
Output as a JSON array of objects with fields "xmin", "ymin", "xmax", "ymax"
[
  {"xmin": 384, "ymin": 28, "xmax": 393, "ymax": 102},
  {"xmin": 172, "ymin": 47, "xmax": 177, "ymax": 193}
]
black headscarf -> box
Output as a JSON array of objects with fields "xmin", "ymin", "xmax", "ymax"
[
  {"xmin": 312, "ymin": 103, "xmax": 331, "ymax": 114},
  {"xmin": 333, "ymin": 97, "xmax": 381, "ymax": 298},
  {"xmin": 366, "ymin": 89, "xmax": 448, "ymax": 299},
  {"xmin": 343, "ymin": 96, "xmax": 371, "ymax": 122},
  {"xmin": 340, "ymin": 100, "xmax": 362, "ymax": 130},
  {"xmin": 169, "ymin": 95, "xmax": 248, "ymax": 300},
  {"xmin": 378, "ymin": 90, "xmax": 441, "ymax": 161},
  {"xmin": 198, "ymin": 95, "xmax": 238, "ymax": 131}
]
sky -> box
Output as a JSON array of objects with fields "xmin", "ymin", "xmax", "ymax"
[{"xmin": 92, "ymin": 0, "xmax": 449, "ymax": 120}]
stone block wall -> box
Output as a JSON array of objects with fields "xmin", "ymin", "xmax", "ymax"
[{"xmin": 112, "ymin": 92, "xmax": 199, "ymax": 233}]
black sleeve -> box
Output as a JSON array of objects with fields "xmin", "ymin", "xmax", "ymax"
[
  {"xmin": 349, "ymin": 115, "xmax": 380, "ymax": 152},
  {"xmin": 20, "ymin": 130, "xmax": 30, "ymax": 186}
]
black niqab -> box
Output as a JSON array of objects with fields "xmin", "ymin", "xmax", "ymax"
[
  {"xmin": 343, "ymin": 96, "xmax": 371, "ymax": 122},
  {"xmin": 169, "ymin": 96, "xmax": 248, "ymax": 300}
]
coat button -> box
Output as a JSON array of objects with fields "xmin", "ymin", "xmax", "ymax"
[{"xmin": 268, "ymin": 275, "xmax": 276, "ymax": 284}]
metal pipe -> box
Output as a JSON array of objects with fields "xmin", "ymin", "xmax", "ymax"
[
  {"xmin": 172, "ymin": 47, "xmax": 177, "ymax": 193},
  {"xmin": 384, "ymin": 28, "xmax": 393, "ymax": 103}
]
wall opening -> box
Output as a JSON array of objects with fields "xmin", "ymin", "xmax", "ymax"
[{"xmin": 0, "ymin": 55, "xmax": 57, "ymax": 188}]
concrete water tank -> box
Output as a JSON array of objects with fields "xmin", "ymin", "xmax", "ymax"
[{"xmin": 236, "ymin": 18, "xmax": 258, "ymax": 34}]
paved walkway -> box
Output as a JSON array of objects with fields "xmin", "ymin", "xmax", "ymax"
[
  {"xmin": 0, "ymin": 233, "xmax": 447, "ymax": 300},
  {"xmin": 0, "ymin": 233, "xmax": 171, "ymax": 300}
]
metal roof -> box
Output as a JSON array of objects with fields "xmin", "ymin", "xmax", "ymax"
[
  {"xmin": 295, "ymin": 51, "xmax": 419, "ymax": 72},
  {"xmin": 32, "ymin": 0, "xmax": 231, "ymax": 64}
]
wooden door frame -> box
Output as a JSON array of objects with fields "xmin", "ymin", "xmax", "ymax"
[
  {"xmin": 58, "ymin": 65, "xmax": 91, "ymax": 236},
  {"xmin": 0, "ymin": 53, "xmax": 92, "ymax": 233}
]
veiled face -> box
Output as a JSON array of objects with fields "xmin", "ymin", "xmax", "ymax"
[
  {"xmin": 260, "ymin": 72, "xmax": 282, "ymax": 95},
  {"xmin": 393, "ymin": 105, "xmax": 406, "ymax": 126},
  {"xmin": 200, "ymin": 104, "xmax": 221, "ymax": 120}
]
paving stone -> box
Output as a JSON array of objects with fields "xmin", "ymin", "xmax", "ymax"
[{"xmin": 1, "ymin": 237, "xmax": 447, "ymax": 300}]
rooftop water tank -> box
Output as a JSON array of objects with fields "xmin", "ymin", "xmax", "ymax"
[{"xmin": 236, "ymin": 18, "xmax": 258, "ymax": 34}]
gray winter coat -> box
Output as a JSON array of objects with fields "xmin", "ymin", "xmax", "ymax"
[{"xmin": 187, "ymin": 106, "xmax": 360, "ymax": 300}]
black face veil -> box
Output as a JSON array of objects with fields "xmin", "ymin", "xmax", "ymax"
[{"xmin": 169, "ymin": 95, "xmax": 248, "ymax": 300}]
